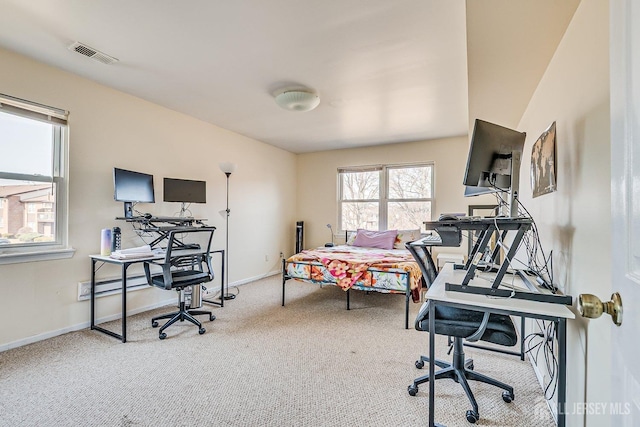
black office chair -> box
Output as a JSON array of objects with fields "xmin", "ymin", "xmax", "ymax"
[
  {"xmin": 144, "ymin": 227, "xmax": 217, "ymax": 340},
  {"xmin": 406, "ymin": 241, "xmax": 517, "ymax": 424}
]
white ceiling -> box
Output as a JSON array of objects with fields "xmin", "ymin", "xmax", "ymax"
[{"xmin": 0, "ymin": 0, "xmax": 578, "ymax": 153}]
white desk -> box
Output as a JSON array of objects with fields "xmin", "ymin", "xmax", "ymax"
[
  {"xmin": 89, "ymin": 249, "xmax": 224, "ymax": 342},
  {"xmin": 423, "ymin": 264, "xmax": 574, "ymax": 427},
  {"xmin": 89, "ymin": 254, "xmax": 161, "ymax": 343}
]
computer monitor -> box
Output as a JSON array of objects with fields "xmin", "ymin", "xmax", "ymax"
[
  {"xmin": 163, "ymin": 177, "xmax": 206, "ymax": 216},
  {"xmin": 463, "ymin": 119, "xmax": 526, "ymax": 217},
  {"xmin": 113, "ymin": 168, "xmax": 155, "ymax": 218}
]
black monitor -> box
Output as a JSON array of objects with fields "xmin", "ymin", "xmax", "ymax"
[
  {"xmin": 163, "ymin": 177, "xmax": 206, "ymax": 216},
  {"xmin": 113, "ymin": 168, "xmax": 155, "ymax": 218},
  {"xmin": 163, "ymin": 178, "xmax": 206, "ymax": 203},
  {"xmin": 463, "ymin": 119, "xmax": 526, "ymax": 217}
]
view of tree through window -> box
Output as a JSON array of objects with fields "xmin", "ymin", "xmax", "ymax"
[{"xmin": 339, "ymin": 164, "xmax": 433, "ymax": 232}]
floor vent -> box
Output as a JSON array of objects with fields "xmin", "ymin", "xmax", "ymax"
[{"xmin": 68, "ymin": 42, "xmax": 118, "ymax": 65}]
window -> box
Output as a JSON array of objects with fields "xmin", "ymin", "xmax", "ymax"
[
  {"xmin": 0, "ymin": 93, "xmax": 71, "ymax": 261},
  {"xmin": 338, "ymin": 163, "xmax": 434, "ymax": 232}
]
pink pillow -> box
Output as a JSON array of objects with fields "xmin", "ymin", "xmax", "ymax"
[{"xmin": 352, "ymin": 229, "xmax": 398, "ymax": 250}]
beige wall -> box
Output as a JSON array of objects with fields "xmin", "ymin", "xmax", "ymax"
[
  {"xmin": 296, "ymin": 136, "xmax": 496, "ymax": 257},
  {"xmin": 0, "ymin": 47, "xmax": 297, "ymax": 349},
  {"xmin": 517, "ymin": 0, "xmax": 611, "ymax": 425}
]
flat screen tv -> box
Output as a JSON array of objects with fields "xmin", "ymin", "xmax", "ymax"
[
  {"xmin": 463, "ymin": 119, "xmax": 526, "ymax": 217},
  {"xmin": 113, "ymin": 168, "xmax": 155, "ymax": 218}
]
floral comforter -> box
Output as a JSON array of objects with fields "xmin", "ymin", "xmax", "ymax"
[{"xmin": 286, "ymin": 245, "xmax": 422, "ymax": 303}]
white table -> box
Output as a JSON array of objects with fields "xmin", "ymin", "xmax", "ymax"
[
  {"xmin": 423, "ymin": 264, "xmax": 574, "ymax": 427},
  {"xmin": 89, "ymin": 249, "xmax": 224, "ymax": 342}
]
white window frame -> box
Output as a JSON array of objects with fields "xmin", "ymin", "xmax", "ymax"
[
  {"xmin": 0, "ymin": 94, "xmax": 73, "ymax": 264},
  {"xmin": 338, "ymin": 162, "xmax": 435, "ymax": 232}
]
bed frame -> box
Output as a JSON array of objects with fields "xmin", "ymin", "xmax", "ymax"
[{"xmin": 281, "ymin": 256, "xmax": 413, "ymax": 329}]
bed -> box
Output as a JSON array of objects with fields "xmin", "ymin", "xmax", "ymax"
[{"xmin": 281, "ymin": 229, "xmax": 424, "ymax": 329}]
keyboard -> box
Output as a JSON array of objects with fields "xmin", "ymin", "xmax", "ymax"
[{"xmin": 418, "ymin": 234, "xmax": 442, "ymax": 245}]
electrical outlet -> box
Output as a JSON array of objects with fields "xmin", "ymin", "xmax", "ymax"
[
  {"xmin": 279, "ymin": 251, "xmax": 284, "ymax": 258},
  {"xmin": 265, "ymin": 254, "xmax": 269, "ymax": 262},
  {"xmin": 78, "ymin": 282, "xmax": 91, "ymax": 299}
]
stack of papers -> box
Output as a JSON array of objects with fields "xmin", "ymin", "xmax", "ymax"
[{"xmin": 110, "ymin": 245, "xmax": 155, "ymax": 260}]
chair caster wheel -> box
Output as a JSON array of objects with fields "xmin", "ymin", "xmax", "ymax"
[
  {"xmin": 209, "ymin": 314, "xmax": 216, "ymax": 321},
  {"xmin": 415, "ymin": 360, "xmax": 424, "ymax": 369},
  {"xmin": 466, "ymin": 410, "xmax": 479, "ymax": 423},
  {"xmin": 159, "ymin": 333, "xmax": 167, "ymax": 340},
  {"xmin": 408, "ymin": 384, "xmax": 418, "ymax": 396},
  {"xmin": 152, "ymin": 321, "xmax": 159, "ymax": 328},
  {"xmin": 199, "ymin": 327, "xmax": 206, "ymax": 335},
  {"xmin": 502, "ymin": 391, "xmax": 514, "ymax": 403}
]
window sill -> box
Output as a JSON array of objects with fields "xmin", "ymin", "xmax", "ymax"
[{"xmin": 0, "ymin": 247, "xmax": 76, "ymax": 265}]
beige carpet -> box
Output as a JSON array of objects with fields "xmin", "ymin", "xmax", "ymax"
[{"xmin": 0, "ymin": 275, "xmax": 555, "ymax": 426}]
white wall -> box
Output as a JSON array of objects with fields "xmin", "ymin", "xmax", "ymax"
[
  {"xmin": 0, "ymin": 47, "xmax": 297, "ymax": 349},
  {"xmin": 296, "ymin": 136, "xmax": 495, "ymax": 257},
  {"xmin": 517, "ymin": 0, "xmax": 611, "ymax": 425}
]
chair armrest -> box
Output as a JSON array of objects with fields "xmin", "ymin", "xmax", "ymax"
[
  {"xmin": 143, "ymin": 260, "xmax": 173, "ymax": 290},
  {"xmin": 464, "ymin": 312, "xmax": 490, "ymax": 342},
  {"xmin": 414, "ymin": 300, "xmax": 491, "ymax": 343},
  {"xmin": 143, "ymin": 262, "xmax": 153, "ymax": 286}
]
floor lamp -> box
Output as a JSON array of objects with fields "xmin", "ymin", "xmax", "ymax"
[{"xmin": 219, "ymin": 162, "xmax": 236, "ymax": 301}]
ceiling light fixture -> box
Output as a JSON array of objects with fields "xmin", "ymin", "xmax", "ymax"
[{"xmin": 275, "ymin": 90, "xmax": 320, "ymax": 112}]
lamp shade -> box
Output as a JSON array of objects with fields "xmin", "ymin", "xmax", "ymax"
[
  {"xmin": 275, "ymin": 90, "xmax": 320, "ymax": 112},
  {"xmin": 219, "ymin": 162, "xmax": 237, "ymax": 175}
]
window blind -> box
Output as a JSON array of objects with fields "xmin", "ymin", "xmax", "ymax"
[{"xmin": 0, "ymin": 93, "xmax": 68, "ymax": 126}]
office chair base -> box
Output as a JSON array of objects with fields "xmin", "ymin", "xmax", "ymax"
[
  {"xmin": 408, "ymin": 339, "xmax": 514, "ymax": 423},
  {"xmin": 152, "ymin": 305, "xmax": 215, "ymax": 340}
]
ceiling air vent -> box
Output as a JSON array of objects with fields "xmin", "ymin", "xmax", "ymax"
[{"xmin": 68, "ymin": 42, "xmax": 118, "ymax": 65}]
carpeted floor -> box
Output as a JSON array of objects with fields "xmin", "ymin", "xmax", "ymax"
[{"xmin": 0, "ymin": 275, "xmax": 555, "ymax": 426}]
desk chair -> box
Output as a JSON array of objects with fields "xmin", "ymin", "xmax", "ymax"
[
  {"xmin": 406, "ymin": 241, "xmax": 517, "ymax": 424},
  {"xmin": 144, "ymin": 227, "xmax": 217, "ymax": 340}
]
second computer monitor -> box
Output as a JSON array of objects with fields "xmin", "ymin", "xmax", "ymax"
[{"xmin": 163, "ymin": 178, "xmax": 206, "ymax": 204}]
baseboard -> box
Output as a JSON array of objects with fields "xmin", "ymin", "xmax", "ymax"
[
  {"xmin": 1, "ymin": 270, "xmax": 281, "ymax": 353},
  {"xmin": 0, "ymin": 298, "xmax": 174, "ymax": 353}
]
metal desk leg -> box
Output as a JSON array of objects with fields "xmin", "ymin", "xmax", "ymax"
[
  {"xmin": 90, "ymin": 258, "xmax": 97, "ymax": 330},
  {"xmin": 557, "ymin": 318, "xmax": 567, "ymax": 427},
  {"xmin": 429, "ymin": 300, "xmax": 435, "ymax": 427},
  {"xmin": 520, "ymin": 316, "xmax": 526, "ymax": 361},
  {"xmin": 90, "ymin": 259, "xmax": 126, "ymax": 342},
  {"xmin": 121, "ymin": 263, "xmax": 128, "ymax": 343},
  {"xmin": 203, "ymin": 249, "xmax": 225, "ymax": 307}
]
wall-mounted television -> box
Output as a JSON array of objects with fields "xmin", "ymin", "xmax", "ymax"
[{"xmin": 113, "ymin": 167, "xmax": 155, "ymax": 218}]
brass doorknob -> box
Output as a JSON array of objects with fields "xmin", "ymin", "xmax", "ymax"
[{"xmin": 578, "ymin": 292, "xmax": 623, "ymax": 326}]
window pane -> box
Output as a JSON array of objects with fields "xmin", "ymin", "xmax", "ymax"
[
  {"xmin": 341, "ymin": 202, "xmax": 379, "ymax": 230},
  {"xmin": 341, "ymin": 171, "xmax": 379, "ymax": 200},
  {"xmin": 388, "ymin": 201, "xmax": 431, "ymax": 231},
  {"xmin": 0, "ymin": 180, "xmax": 56, "ymax": 245},
  {"xmin": 0, "ymin": 111, "xmax": 54, "ymax": 176},
  {"xmin": 388, "ymin": 166, "xmax": 432, "ymax": 199}
]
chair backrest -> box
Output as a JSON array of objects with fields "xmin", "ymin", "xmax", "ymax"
[
  {"xmin": 405, "ymin": 241, "xmax": 438, "ymax": 287},
  {"xmin": 149, "ymin": 227, "xmax": 216, "ymax": 290}
]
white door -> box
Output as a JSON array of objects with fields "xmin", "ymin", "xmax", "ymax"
[{"xmin": 610, "ymin": 1, "xmax": 640, "ymax": 425}]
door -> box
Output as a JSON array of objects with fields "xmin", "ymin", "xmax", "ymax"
[{"xmin": 610, "ymin": 1, "xmax": 640, "ymax": 425}]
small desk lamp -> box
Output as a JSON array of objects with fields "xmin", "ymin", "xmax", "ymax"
[
  {"xmin": 325, "ymin": 223, "xmax": 334, "ymax": 247},
  {"xmin": 219, "ymin": 162, "xmax": 237, "ymax": 300}
]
